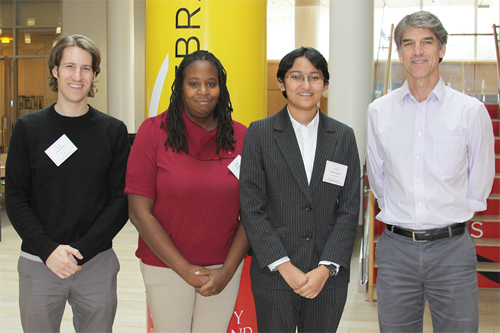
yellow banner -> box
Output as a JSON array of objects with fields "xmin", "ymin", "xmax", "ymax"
[{"xmin": 145, "ymin": 0, "xmax": 267, "ymax": 126}]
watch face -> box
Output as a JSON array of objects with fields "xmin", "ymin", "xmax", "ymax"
[{"xmin": 324, "ymin": 264, "xmax": 335, "ymax": 277}]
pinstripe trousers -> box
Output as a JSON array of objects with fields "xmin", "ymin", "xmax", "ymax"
[{"xmin": 251, "ymin": 278, "xmax": 348, "ymax": 332}]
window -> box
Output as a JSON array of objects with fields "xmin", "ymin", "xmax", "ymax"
[{"xmin": 0, "ymin": 0, "xmax": 60, "ymax": 153}]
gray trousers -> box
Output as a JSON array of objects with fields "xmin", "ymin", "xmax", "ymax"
[
  {"xmin": 376, "ymin": 228, "xmax": 479, "ymax": 333},
  {"xmin": 18, "ymin": 248, "xmax": 120, "ymax": 333}
]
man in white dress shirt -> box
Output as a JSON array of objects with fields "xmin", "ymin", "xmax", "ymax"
[{"xmin": 366, "ymin": 11, "xmax": 495, "ymax": 333}]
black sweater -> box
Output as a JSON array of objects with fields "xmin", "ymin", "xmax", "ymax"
[{"xmin": 6, "ymin": 104, "xmax": 130, "ymax": 265}]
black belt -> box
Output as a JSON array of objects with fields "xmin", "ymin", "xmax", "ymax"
[{"xmin": 386, "ymin": 223, "xmax": 466, "ymax": 242}]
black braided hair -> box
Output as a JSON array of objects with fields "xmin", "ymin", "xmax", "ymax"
[{"xmin": 163, "ymin": 50, "xmax": 235, "ymax": 155}]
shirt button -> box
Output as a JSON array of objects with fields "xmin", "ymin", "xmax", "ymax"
[
  {"xmin": 416, "ymin": 156, "xmax": 420, "ymax": 160},
  {"xmin": 417, "ymin": 179, "xmax": 421, "ymax": 183},
  {"xmin": 305, "ymin": 205, "xmax": 312, "ymax": 212},
  {"xmin": 418, "ymin": 132, "xmax": 422, "ymax": 136},
  {"xmin": 418, "ymin": 202, "xmax": 422, "ymax": 206},
  {"xmin": 228, "ymin": 151, "xmax": 232, "ymax": 155},
  {"xmin": 305, "ymin": 233, "xmax": 312, "ymax": 241}
]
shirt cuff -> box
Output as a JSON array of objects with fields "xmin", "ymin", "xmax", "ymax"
[
  {"xmin": 466, "ymin": 197, "xmax": 487, "ymax": 212},
  {"xmin": 268, "ymin": 257, "xmax": 290, "ymax": 271},
  {"xmin": 319, "ymin": 261, "xmax": 340, "ymax": 275}
]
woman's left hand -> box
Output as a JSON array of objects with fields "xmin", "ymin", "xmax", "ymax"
[{"xmin": 194, "ymin": 266, "xmax": 233, "ymax": 297}]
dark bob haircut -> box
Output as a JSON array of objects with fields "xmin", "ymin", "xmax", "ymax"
[{"xmin": 277, "ymin": 46, "xmax": 329, "ymax": 99}]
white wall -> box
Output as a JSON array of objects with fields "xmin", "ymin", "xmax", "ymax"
[
  {"xmin": 133, "ymin": 0, "xmax": 145, "ymax": 133},
  {"xmin": 62, "ymin": 0, "xmax": 108, "ymax": 113}
]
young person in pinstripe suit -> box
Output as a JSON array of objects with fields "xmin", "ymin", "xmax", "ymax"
[{"xmin": 240, "ymin": 47, "xmax": 361, "ymax": 332}]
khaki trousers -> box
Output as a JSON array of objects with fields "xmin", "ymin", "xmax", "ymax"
[{"xmin": 140, "ymin": 261, "xmax": 243, "ymax": 333}]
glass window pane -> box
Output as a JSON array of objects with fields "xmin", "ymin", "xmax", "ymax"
[
  {"xmin": 425, "ymin": 6, "xmax": 475, "ymax": 34},
  {"xmin": 0, "ymin": 0, "xmax": 14, "ymax": 27},
  {"xmin": 16, "ymin": 0, "xmax": 60, "ymax": 27},
  {"xmin": 374, "ymin": 6, "xmax": 421, "ymax": 60},
  {"xmin": 0, "ymin": 28, "xmax": 13, "ymax": 56},
  {"xmin": 477, "ymin": 2, "xmax": 498, "ymax": 61},
  {"xmin": 477, "ymin": 1, "xmax": 499, "ymax": 34},
  {"xmin": 424, "ymin": 6, "xmax": 475, "ymax": 60},
  {"xmin": 477, "ymin": 35, "xmax": 495, "ymax": 61},
  {"xmin": 17, "ymin": 58, "xmax": 57, "ymax": 118},
  {"xmin": 267, "ymin": 6, "xmax": 294, "ymax": 60},
  {"xmin": 17, "ymin": 28, "xmax": 59, "ymax": 56},
  {"xmin": 318, "ymin": 7, "xmax": 329, "ymax": 59},
  {"xmin": 0, "ymin": 56, "xmax": 14, "ymax": 153},
  {"xmin": 446, "ymin": 35, "xmax": 474, "ymax": 60}
]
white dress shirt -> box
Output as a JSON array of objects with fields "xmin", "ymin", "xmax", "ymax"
[
  {"xmin": 366, "ymin": 78, "xmax": 495, "ymax": 230},
  {"xmin": 268, "ymin": 108, "xmax": 339, "ymax": 273},
  {"xmin": 289, "ymin": 108, "xmax": 319, "ymax": 185}
]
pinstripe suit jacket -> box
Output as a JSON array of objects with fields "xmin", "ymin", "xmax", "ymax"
[{"xmin": 240, "ymin": 106, "xmax": 360, "ymax": 290}]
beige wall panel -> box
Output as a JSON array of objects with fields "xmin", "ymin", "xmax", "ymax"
[
  {"xmin": 267, "ymin": 61, "xmax": 279, "ymax": 89},
  {"xmin": 267, "ymin": 90, "xmax": 286, "ymax": 117},
  {"xmin": 62, "ymin": 0, "xmax": 107, "ymax": 113}
]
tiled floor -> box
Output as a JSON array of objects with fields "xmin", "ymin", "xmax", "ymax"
[{"xmin": 0, "ymin": 207, "xmax": 499, "ymax": 332}]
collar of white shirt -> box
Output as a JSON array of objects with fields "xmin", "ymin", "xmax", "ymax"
[
  {"xmin": 287, "ymin": 106, "xmax": 320, "ymax": 131},
  {"xmin": 398, "ymin": 77, "xmax": 447, "ymax": 105}
]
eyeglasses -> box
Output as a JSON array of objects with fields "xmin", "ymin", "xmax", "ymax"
[{"xmin": 284, "ymin": 74, "xmax": 324, "ymax": 84}]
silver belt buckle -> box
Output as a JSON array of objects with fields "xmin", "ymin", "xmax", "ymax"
[{"xmin": 412, "ymin": 231, "xmax": 427, "ymax": 242}]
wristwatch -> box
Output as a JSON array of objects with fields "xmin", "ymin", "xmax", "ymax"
[{"xmin": 322, "ymin": 264, "xmax": 337, "ymax": 278}]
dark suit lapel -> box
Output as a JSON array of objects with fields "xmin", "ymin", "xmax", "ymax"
[
  {"xmin": 273, "ymin": 107, "xmax": 312, "ymax": 202},
  {"xmin": 309, "ymin": 111, "xmax": 337, "ymax": 195}
]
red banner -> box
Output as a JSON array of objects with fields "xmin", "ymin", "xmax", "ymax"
[{"xmin": 227, "ymin": 256, "xmax": 258, "ymax": 332}]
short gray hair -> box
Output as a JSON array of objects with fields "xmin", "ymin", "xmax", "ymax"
[{"xmin": 394, "ymin": 11, "xmax": 448, "ymax": 51}]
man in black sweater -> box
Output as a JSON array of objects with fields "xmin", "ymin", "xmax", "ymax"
[{"xmin": 6, "ymin": 34, "xmax": 130, "ymax": 332}]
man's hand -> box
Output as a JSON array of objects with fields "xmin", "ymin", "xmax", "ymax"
[
  {"xmin": 277, "ymin": 261, "xmax": 308, "ymax": 290},
  {"xmin": 46, "ymin": 245, "xmax": 83, "ymax": 279},
  {"xmin": 294, "ymin": 265, "xmax": 330, "ymax": 299}
]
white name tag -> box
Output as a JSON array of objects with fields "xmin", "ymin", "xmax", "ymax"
[
  {"xmin": 323, "ymin": 160, "xmax": 348, "ymax": 187},
  {"xmin": 227, "ymin": 155, "xmax": 242, "ymax": 180},
  {"xmin": 45, "ymin": 134, "xmax": 78, "ymax": 167}
]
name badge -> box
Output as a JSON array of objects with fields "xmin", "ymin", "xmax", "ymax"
[
  {"xmin": 228, "ymin": 155, "xmax": 241, "ymax": 180},
  {"xmin": 45, "ymin": 134, "xmax": 78, "ymax": 167},
  {"xmin": 323, "ymin": 160, "xmax": 348, "ymax": 186}
]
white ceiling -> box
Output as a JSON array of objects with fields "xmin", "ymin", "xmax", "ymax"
[
  {"xmin": 377, "ymin": 0, "xmax": 494, "ymax": 7},
  {"xmin": 267, "ymin": 0, "xmax": 495, "ymax": 8}
]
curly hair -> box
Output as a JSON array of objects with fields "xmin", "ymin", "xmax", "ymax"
[{"xmin": 162, "ymin": 50, "xmax": 235, "ymax": 155}]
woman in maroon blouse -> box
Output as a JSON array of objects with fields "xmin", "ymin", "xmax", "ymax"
[{"xmin": 125, "ymin": 50, "xmax": 249, "ymax": 332}]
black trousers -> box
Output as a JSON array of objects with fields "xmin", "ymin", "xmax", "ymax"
[{"xmin": 251, "ymin": 282, "xmax": 348, "ymax": 333}]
